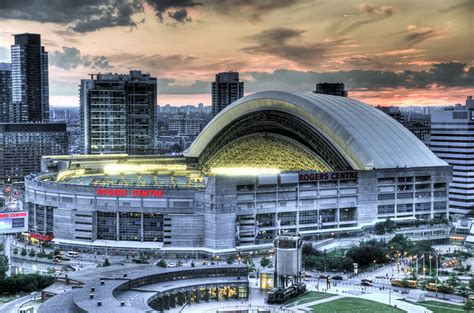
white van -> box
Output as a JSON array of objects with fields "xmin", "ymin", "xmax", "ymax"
[{"xmin": 66, "ymin": 251, "xmax": 80, "ymax": 258}]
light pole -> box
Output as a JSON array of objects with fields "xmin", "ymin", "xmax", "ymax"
[{"xmin": 429, "ymin": 255, "xmax": 432, "ymax": 277}]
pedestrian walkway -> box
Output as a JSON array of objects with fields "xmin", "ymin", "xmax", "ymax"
[{"xmin": 290, "ymin": 295, "xmax": 344, "ymax": 312}]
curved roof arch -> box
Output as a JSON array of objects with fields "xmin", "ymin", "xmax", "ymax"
[{"xmin": 185, "ymin": 91, "xmax": 447, "ymax": 170}]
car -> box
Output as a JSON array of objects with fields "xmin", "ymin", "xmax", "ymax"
[
  {"xmin": 53, "ymin": 258, "xmax": 61, "ymax": 263},
  {"xmin": 167, "ymin": 262, "xmax": 177, "ymax": 268},
  {"xmin": 331, "ymin": 275, "xmax": 343, "ymax": 280},
  {"xmin": 319, "ymin": 274, "xmax": 329, "ymax": 279},
  {"xmin": 361, "ymin": 279, "xmax": 373, "ymax": 286},
  {"xmin": 66, "ymin": 251, "xmax": 80, "ymax": 258}
]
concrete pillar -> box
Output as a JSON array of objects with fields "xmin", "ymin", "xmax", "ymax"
[
  {"xmin": 169, "ymin": 293, "xmax": 176, "ymax": 308},
  {"xmin": 196, "ymin": 288, "xmax": 201, "ymax": 303},
  {"xmin": 205, "ymin": 288, "xmax": 210, "ymax": 301},
  {"xmin": 163, "ymin": 294, "xmax": 170, "ymax": 310}
]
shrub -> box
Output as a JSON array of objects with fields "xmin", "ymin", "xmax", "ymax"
[
  {"xmin": 28, "ymin": 249, "xmax": 36, "ymax": 258},
  {"xmin": 103, "ymin": 258, "xmax": 111, "ymax": 267},
  {"xmin": 260, "ymin": 257, "xmax": 271, "ymax": 268}
]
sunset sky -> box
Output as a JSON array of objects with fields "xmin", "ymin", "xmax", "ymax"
[{"xmin": 0, "ymin": 0, "xmax": 472, "ymax": 107}]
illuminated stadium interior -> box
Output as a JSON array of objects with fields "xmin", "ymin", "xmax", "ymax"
[{"xmin": 204, "ymin": 133, "xmax": 332, "ymax": 174}]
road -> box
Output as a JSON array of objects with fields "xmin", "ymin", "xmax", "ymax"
[{"xmin": 0, "ymin": 292, "xmax": 40, "ymax": 313}]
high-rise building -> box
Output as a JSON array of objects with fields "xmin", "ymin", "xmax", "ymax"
[
  {"xmin": 0, "ymin": 63, "xmax": 11, "ymax": 122},
  {"xmin": 431, "ymin": 96, "xmax": 474, "ymax": 216},
  {"xmin": 10, "ymin": 33, "xmax": 49, "ymax": 122},
  {"xmin": 211, "ymin": 71, "xmax": 244, "ymax": 116},
  {"xmin": 167, "ymin": 113, "xmax": 203, "ymax": 136},
  {"xmin": 314, "ymin": 82, "xmax": 348, "ymax": 97},
  {"xmin": 0, "ymin": 123, "xmax": 68, "ymax": 183},
  {"xmin": 80, "ymin": 70, "xmax": 157, "ymax": 155}
]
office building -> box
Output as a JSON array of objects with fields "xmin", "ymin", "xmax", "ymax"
[
  {"xmin": 80, "ymin": 70, "xmax": 157, "ymax": 155},
  {"xmin": 25, "ymin": 91, "xmax": 450, "ymax": 255},
  {"xmin": 167, "ymin": 113, "xmax": 203, "ymax": 136},
  {"xmin": 211, "ymin": 71, "xmax": 244, "ymax": 116},
  {"xmin": 431, "ymin": 96, "xmax": 474, "ymax": 216},
  {"xmin": 314, "ymin": 82, "xmax": 348, "ymax": 97},
  {"xmin": 10, "ymin": 33, "xmax": 49, "ymax": 122},
  {"xmin": 0, "ymin": 123, "xmax": 68, "ymax": 183},
  {"xmin": 0, "ymin": 63, "xmax": 11, "ymax": 122}
]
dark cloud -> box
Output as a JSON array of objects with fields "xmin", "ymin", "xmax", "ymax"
[
  {"xmin": 167, "ymin": 9, "xmax": 192, "ymax": 24},
  {"xmin": 402, "ymin": 25, "xmax": 438, "ymax": 47},
  {"xmin": 50, "ymin": 47, "xmax": 111, "ymax": 70},
  {"xmin": 245, "ymin": 62, "xmax": 474, "ymax": 92},
  {"xmin": 158, "ymin": 78, "xmax": 209, "ymax": 94},
  {"xmin": 0, "ymin": 0, "xmax": 144, "ymax": 33},
  {"xmin": 243, "ymin": 27, "xmax": 345, "ymax": 67},
  {"xmin": 145, "ymin": 0, "xmax": 201, "ymax": 24},
  {"xmin": 205, "ymin": 0, "xmax": 301, "ymax": 21},
  {"xmin": 332, "ymin": 3, "xmax": 394, "ymax": 35}
]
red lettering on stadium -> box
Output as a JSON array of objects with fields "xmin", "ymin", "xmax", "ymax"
[
  {"xmin": 96, "ymin": 188, "xmax": 164, "ymax": 198},
  {"xmin": 299, "ymin": 171, "xmax": 358, "ymax": 182},
  {"xmin": 0, "ymin": 212, "xmax": 27, "ymax": 218}
]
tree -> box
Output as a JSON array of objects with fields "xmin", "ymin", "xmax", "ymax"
[
  {"xmin": 157, "ymin": 259, "xmax": 167, "ymax": 268},
  {"xmin": 446, "ymin": 273, "xmax": 461, "ymax": 288},
  {"xmin": 464, "ymin": 299, "xmax": 473, "ymax": 312},
  {"xmin": 170, "ymin": 144, "xmax": 182, "ymax": 153},
  {"xmin": 20, "ymin": 248, "xmax": 27, "ymax": 257},
  {"xmin": 226, "ymin": 255, "xmax": 235, "ymax": 264},
  {"xmin": 469, "ymin": 277, "xmax": 474, "ymax": 291},
  {"xmin": 400, "ymin": 279, "xmax": 410, "ymax": 293},
  {"xmin": 456, "ymin": 284, "xmax": 470, "ymax": 300},
  {"xmin": 28, "ymin": 249, "xmax": 36, "ymax": 258},
  {"xmin": 103, "ymin": 258, "xmax": 111, "ymax": 267},
  {"xmin": 302, "ymin": 243, "xmax": 321, "ymax": 256},
  {"xmin": 0, "ymin": 256, "xmax": 8, "ymax": 280},
  {"xmin": 260, "ymin": 257, "xmax": 271, "ymax": 268}
]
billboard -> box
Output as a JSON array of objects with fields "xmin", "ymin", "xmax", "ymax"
[
  {"xmin": 1, "ymin": 184, "xmax": 27, "ymax": 234},
  {"xmin": 0, "ymin": 211, "xmax": 28, "ymax": 234}
]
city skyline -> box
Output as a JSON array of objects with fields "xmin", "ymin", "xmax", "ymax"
[{"xmin": 0, "ymin": 0, "xmax": 472, "ymax": 107}]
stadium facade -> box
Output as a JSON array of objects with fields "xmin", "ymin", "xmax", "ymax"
[{"xmin": 24, "ymin": 91, "xmax": 452, "ymax": 256}]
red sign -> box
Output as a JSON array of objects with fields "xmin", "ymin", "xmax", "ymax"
[
  {"xmin": 0, "ymin": 212, "xmax": 27, "ymax": 218},
  {"xmin": 96, "ymin": 188, "xmax": 164, "ymax": 198},
  {"xmin": 299, "ymin": 171, "xmax": 358, "ymax": 182},
  {"xmin": 30, "ymin": 233, "xmax": 54, "ymax": 241}
]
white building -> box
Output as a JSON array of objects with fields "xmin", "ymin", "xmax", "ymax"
[{"xmin": 431, "ymin": 96, "xmax": 474, "ymax": 216}]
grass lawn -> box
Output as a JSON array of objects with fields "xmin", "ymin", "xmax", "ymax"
[
  {"xmin": 284, "ymin": 291, "xmax": 335, "ymax": 306},
  {"xmin": 326, "ymin": 249, "xmax": 347, "ymax": 257},
  {"xmin": 310, "ymin": 297, "xmax": 405, "ymax": 312},
  {"xmin": 0, "ymin": 295, "xmax": 16, "ymax": 304},
  {"xmin": 415, "ymin": 300, "xmax": 465, "ymax": 313}
]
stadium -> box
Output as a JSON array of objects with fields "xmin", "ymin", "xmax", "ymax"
[{"xmin": 24, "ymin": 91, "xmax": 451, "ymax": 256}]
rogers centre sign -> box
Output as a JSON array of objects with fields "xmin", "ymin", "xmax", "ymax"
[
  {"xmin": 299, "ymin": 171, "xmax": 358, "ymax": 182},
  {"xmin": 96, "ymin": 188, "xmax": 164, "ymax": 198}
]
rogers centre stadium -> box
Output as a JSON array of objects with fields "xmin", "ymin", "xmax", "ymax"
[{"xmin": 24, "ymin": 91, "xmax": 451, "ymax": 256}]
